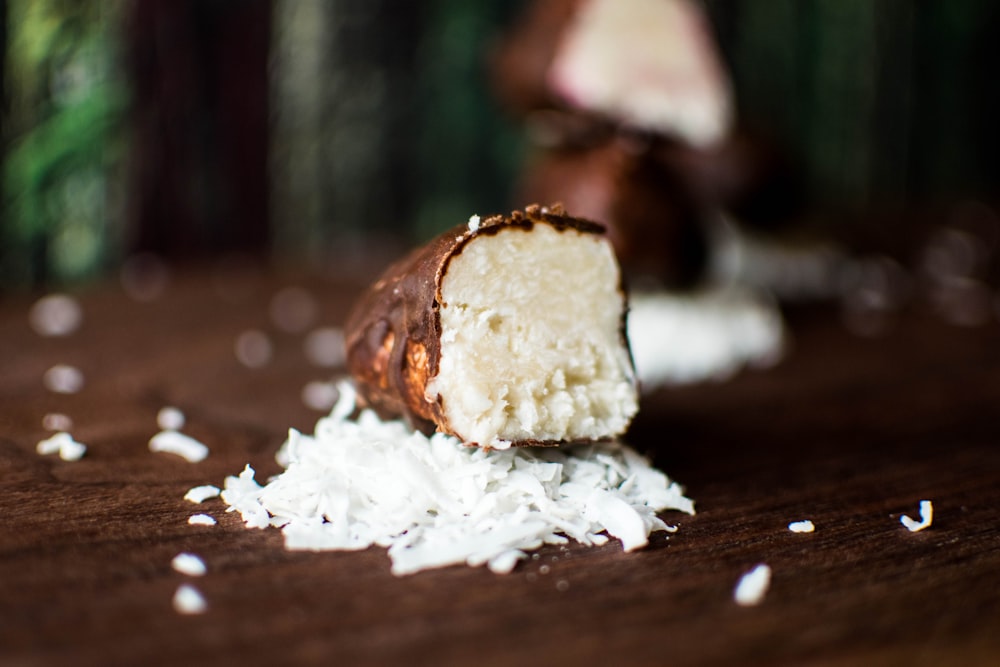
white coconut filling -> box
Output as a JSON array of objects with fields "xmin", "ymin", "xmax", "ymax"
[{"xmin": 428, "ymin": 224, "xmax": 637, "ymax": 445}]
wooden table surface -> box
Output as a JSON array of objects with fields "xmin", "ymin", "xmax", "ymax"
[{"xmin": 2, "ymin": 262, "xmax": 1000, "ymax": 667}]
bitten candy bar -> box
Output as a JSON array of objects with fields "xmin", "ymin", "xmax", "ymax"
[
  {"xmin": 344, "ymin": 204, "xmax": 638, "ymax": 448},
  {"xmin": 491, "ymin": 0, "xmax": 733, "ymax": 148},
  {"xmin": 517, "ymin": 139, "xmax": 708, "ymax": 288}
]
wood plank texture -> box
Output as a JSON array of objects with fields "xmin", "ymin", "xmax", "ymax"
[{"xmin": 2, "ymin": 265, "xmax": 999, "ymax": 666}]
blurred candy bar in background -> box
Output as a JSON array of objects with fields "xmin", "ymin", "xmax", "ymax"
[{"xmin": 1, "ymin": 0, "xmax": 999, "ymax": 308}]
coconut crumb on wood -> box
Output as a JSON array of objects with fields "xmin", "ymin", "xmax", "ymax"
[
  {"xmin": 734, "ymin": 563, "xmax": 771, "ymax": 606},
  {"xmin": 900, "ymin": 500, "xmax": 933, "ymax": 532},
  {"xmin": 29, "ymin": 293, "xmax": 83, "ymax": 337},
  {"xmin": 171, "ymin": 553, "xmax": 207, "ymax": 577},
  {"xmin": 43, "ymin": 364, "xmax": 84, "ymax": 394},
  {"xmin": 788, "ymin": 520, "xmax": 815, "ymax": 533},
  {"xmin": 157, "ymin": 407, "xmax": 185, "ymax": 431},
  {"xmin": 150, "ymin": 430, "xmax": 209, "ymax": 463},
  {"xmin": 188, "ymin": 514, "xmax": 217, "ymax": 526},
  {"xmin": 184, "ymin": 485, "xmax": 221, "ymax": 504},
  {"xmin": 172, "ymin": 584, "xmax": 208, "ymax": 615},
  {"xmin": 36, "ymin": 432, "xmax": 87, "ymax": 461}
]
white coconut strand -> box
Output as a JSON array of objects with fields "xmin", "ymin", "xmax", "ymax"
[
  {"xmin": 188, "ymin": 514, "xmax": 217, "ymax": 526},
  {"xmin": 171, "ymin": 552, "xmax": 207, "ymax": 577},
  {"xmin": 36, "ymin": 431, "xmax": 87, "ymax": 461},
  {"xmin": 150, "ymin": 430, "xmax": 209, "ymax": 463},
  {"xmin": 223, "ymin": 380, "xmax": 694, "ymax": 576},
  {"xmin": 900, "ymin": 500, "xmax": 933, "ymax": 532},
  {"xmin": 734, "ymin": 563, "xmax": 772, "ymax": 606},
  {"xmin": 172, "ymin": 584, "xmax": 207, "ymax": 615},
  {"xmin": 184, "ymin": 485, "xmax": 221, "ymax": 504}
]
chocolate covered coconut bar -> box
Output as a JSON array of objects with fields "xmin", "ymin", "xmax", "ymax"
[{"xmin": 345, "ymin": 204, "xmax": 638, "ymax": 448}]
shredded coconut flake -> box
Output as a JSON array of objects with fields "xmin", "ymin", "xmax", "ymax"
[
  {"xmin": 184, "ymin": 485, "xmax": 221, "ymax": 504},
  {"xmin": 171, "ymin": 552, "xmax": 207, "ymax": 577},
  {"xmin": 488, "ymin": 549, "xmax": 525, "ymax": 575},
  {"xmin": 36, "ymin": 431, "xmax": 87, "ymax": 461},
  {"xmin": 222, "ymin": 380, "xmax": 693, "ymax": 576},
  {"xmin": 157, "ymin": 406, "xmax": 186, "ymax": 431},
  {"xmin": 150, "ymin": 431, "xmax": 209, "ymax": 462},
  {"xmin": 43, "ymin": 364, "xmax": 84, "ymax": 394},
  {"xmin": 734, "ymin": 563, "xmax": 771, "ymax": 606},
  {"xmin": 900, "ymin": 500, "xmax": 933, "ymax": 532},
  {"xmin": 788, "ymin": 520, "xmax": 815, "ymax": 533},
  {"xmin": 468, "ymin": 214, "xmax": 481, "ymax": 233},
  {"xmin": 29, "ymin": 294, "xmax": 83, "ymax": 337},
  {"xmin": 188, "ymin": 513, "xmax": 217, "ymax": 526},
  {"xmin": 172, "ymin": 584, "xmax": 207, "ymax": 615}
]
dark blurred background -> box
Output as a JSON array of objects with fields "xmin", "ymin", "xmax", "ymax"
[{"xmin": 2, "ymin": 0, "xmax": 999, "ymax": 289}]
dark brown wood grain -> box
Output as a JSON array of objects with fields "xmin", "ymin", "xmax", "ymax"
[{"xmin": 2, "ymin": 264, "xmax": 999, "ymax": 666}]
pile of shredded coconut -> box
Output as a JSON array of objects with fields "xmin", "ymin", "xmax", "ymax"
[{"xmin": 222, "ymin": 382, "xmax": 694, "ymax": 576}]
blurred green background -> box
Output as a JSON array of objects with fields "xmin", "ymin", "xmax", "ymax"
[{"xmin": 2, "ymin": 0, "xmax": 998, "ymax": 289}]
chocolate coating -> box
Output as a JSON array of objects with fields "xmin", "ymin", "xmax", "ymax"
[
  {"xmin": 651, "ymin": 131, "xmax": 805, "ymax": 232},
  {"xmin": 517, "ymin": 140, "xmax": 708, "ymax": 287},
  {"xmin": 344, "ymin": 204, "xmax": 614, "ymax": 441}
]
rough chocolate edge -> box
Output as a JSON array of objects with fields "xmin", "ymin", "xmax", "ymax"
[{"xmin": 344, "ymin": 204, "xmax": 632, "ymax": 446}]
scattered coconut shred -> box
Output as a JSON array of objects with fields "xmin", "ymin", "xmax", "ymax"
[
  {"xmin": 36, "ymin": 431, "xmax": 87, "ymax": 461},
  {"xmin": 150, "ymin": 430, "xmax": 209, "ymax": 463},
  {"xmin": 172, "ymin": 584, "xmax": 208, "ymax": 615},
  {"xmin": 222, "ymin": 381, "xmax": 694, "ymax": 576},
  {"xmin": 171, "ymin": 552, "xmax": 207, "ymax": 577},
  {"xmin": 184, "ymin": 485, "xmax": 221, "ymax": 504},
  {"xmin": 900, "ymin": 500, "xmax": 933, "ymax": 532},
  {"xmin": 787, "ymin": 519, "xmax": 815, "ymax": 533},
  {"xmin": 188, "ymin": 513, "xmax": 217, "ymax": 526},
  {"xmin": 734, "ymin": 563, "xmax": 772, "ymax": 607}
]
